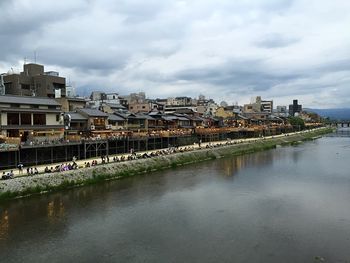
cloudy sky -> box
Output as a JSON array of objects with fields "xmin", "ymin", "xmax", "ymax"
[{"xmin": 1, "ymin": 0, "xmax": 349, "ymax": 108}]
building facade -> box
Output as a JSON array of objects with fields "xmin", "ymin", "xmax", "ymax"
[
  {"xmin": 0, "ymin": 95, "xmax": 64, "ymax": 142},
  {"xmin": 289, "ymin": 99, "xmax": 302, "ymax": 116},
  {"xmin": 2, "ymin": 63, "xmax": 66, "ymax": 98}
]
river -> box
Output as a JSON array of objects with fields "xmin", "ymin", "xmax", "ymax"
[{"xmin": 1, "ymin": 131, "xmax": 350, "ymax": 262}]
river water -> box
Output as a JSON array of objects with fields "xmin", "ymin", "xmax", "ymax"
[{"xmin": 1, "ymin": 132, "xmax": 350, "ymax": 263}]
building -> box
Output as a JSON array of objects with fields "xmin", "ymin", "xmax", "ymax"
[
  {"xmin": 0, "ymin": 95, "xmax": 64, "ymax": 142},
  {"xmin": 275, "ymin": 106, "xmax": 288, "ymax": 117},
  {"xmin": 64, "ymin": 111, "xmax": 88, "ymax": 135},
  {"xmin": 166, "ymin": 96, "xmax": 193, "ymax": 106},
  {"xmin": 163, "ymin": 105, "xmax": 198, "ymax": 114},
  {"xmin": 65, "ymin": 85, "xmax": 76, "ymax": 98},
  {"xmin": 100, "ymin": 103, "xmax": 126, "ymax": 114},
  {"xmin": 196, "ymin": 95, "xmax": 215, "ymax": 106},
  {"xmin": 56, "ymin": 97, "xmax": 87, "ymax": 112},
  {"xmin": 128, "ymin": 102, "xmax": 151, "ymax": 113},
  {"xmin": 2, "ymin": 63, "xmax": 66, "ymax": 98},
  {"xmin": 88, "ymin": 92, "xmax": 121, "ymax": 109},
  {"xmin": 289, "ymin": 99, "xmax": 302, "ymax": 116},
  {"xmin": 260, "ymin": 99, "xmax": 273, "ymax": 113},
  {"xmin": 0, "ymin": 74, "xmax": 5, "ymax": 95},
  {"xmin": 244, "ymin": 96, "xmax": 273, "ymax": 114},
  {"xmin": 120, "ymin": 92, "xmax": 146, "ymax": 105},
  {"xmin": 77, "ymin": 108, "xmax": 109, "ymax": 131}
]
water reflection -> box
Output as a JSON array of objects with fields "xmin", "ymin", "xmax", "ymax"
[
  {"xmin": 0, "ymin": 210, "xmax": 9, "ymax": 240},
  {"xmin": 47, "ymin": 199, "xmax": 65, "ymax": 224},
  {"xmin": 0, "ymin": 134, "xmax": 350, "ymax": 262},
  {"xmin": 218, "ymin": 149, "xmax": 280, "ymax": 177},
  {"xmin": 327, "ymin": 128, "xmax": 350, "ymax": 137}
]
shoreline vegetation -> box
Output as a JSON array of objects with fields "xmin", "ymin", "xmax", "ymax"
[{"xmin": 0, "ymin": 127, "xmax": 333, "ymax": 201}]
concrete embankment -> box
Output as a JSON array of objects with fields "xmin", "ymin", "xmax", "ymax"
[{"xmin": 0, "ymin": 127, "xmax": 333, "ymax": 201}]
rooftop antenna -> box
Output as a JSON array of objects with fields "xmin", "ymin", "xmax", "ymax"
[
  {"xmin": 34, "ymin": 50, "xmax": 37, "ymax": 64},
  {"xmin": 24, "ymin": 56, "xmax": 27, "ymax": 65}
]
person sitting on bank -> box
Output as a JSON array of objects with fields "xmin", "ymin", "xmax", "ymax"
[{"xmin": 34, "ymin": 168, "xmax": 39, "ymax": 174}]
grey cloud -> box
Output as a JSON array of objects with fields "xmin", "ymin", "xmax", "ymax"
[
  {"xmin": 1, "ymin": 0, "xmax": 350, "ymax": 108},
  {"xmin": 172, "ymin": 60, "xmax": 304, "ymax": 93},
  {"xmin": 255, "ymin": 34, "xmax": 300, "ymax": 49},
  {"xmin": 0, "ymin": 0, "xmax": 89, "ymax": 62},
  {"xmin": 313, "ymin": 59, "xmax": 350, "ymax": 74}
]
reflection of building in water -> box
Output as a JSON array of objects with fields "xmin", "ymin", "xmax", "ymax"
[
  {"xmin": 221, "ymin": 157, "xmax": 247, "ymax": 177},
  {"xmin": 221, "ymin": 152, "xmax": 275, "ymax": 177},
  {"xmin": 0, "ymin": 210, "xmax": 9, "ymax": 240},
  {"xmin": 47, "ymin": 200, "xmax": 65, "ymax": 223}
]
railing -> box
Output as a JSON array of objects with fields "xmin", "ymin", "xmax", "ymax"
[{"xmin": 0, "ymin": 124, "xmax": 324, "ymax": 149}]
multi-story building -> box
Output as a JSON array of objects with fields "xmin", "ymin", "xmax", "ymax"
[
  {"xmin": 76, "ymin": 108, "xmax": 108, "ymax": 131},
  {"xmin": 128, "ymin": 102, "xmax": 151, "ymax": 113},
  {"xmin": 65, "ymin": 85, "xmax": 76, "ymax": 98},
  {"xmin": 260, "ymin": 99, "xmax": 273, "ymax": 114},
  {"xmin": 243, "ymin": 96, "xmax": 273, "ymax": 114},
  {"xmin": 166, "ymin": 96, "xmax": 193, "ymax": 106},
  {"xmin": 275, "ymin": 106, "xmax": 288, "ymax": 117},
  {"xmin": 0, "ymin": 95, "xmax": 64, "ymax": 142},
  {"xmin": 88, "ymin": 92, "xmax": 121, "ymax": 109},
  {"xmin": 196, "ymin": 95, "xmax": 215, "ymax": 106},
  {"xmin": 289, "ymin": 99, "xmax": 302, "ymax": 116},
  {"xmin": 2, "ymin": 63, "xmax": 66, "ymax": 98},
  {"xmin": 57, "ymin": 97, "xmax": 87, "ymax": 112},
  {"xmin": 119, "ymin": 92, "xmax": 146, "ymax": 104}
]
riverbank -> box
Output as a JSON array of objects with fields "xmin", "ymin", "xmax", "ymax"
[{"xmin": 0, "ymin": 127, "xmax": 333, "ymax": 201}]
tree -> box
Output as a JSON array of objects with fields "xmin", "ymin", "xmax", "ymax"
[{"xmin": 288, "ymin": 117, "xmax": 305, "ymax": 130}]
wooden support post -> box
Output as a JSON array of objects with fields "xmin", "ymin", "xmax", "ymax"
[{"xmin": 51, "ymin": 147, "xmax": 53, "ymax": 164}]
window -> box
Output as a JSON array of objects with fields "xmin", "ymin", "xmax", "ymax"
[
  {"xmin": 56, "ymin": 114, "xmax": 60, "ymax": 122},
  {"xmin": 21, "ymin": 84, "xmax": 30, "ymax": 90},
  {"xmin": 21, "ymin": 113, "xmax": 31, "ymax": 125},
  {"xmin": 93, "ymin": 118, "xmax": 105, "ymax": 126},
  {"xmin": 33, "ymin": 114, "xmax": 46, "ymax": 125},
  {"xmin": 4, "ymin": 82, "xmax": 12, "ymax": 90},
  {"xmin": 7, "ymin": 113, "xmax": 19, "ymax": 125}
]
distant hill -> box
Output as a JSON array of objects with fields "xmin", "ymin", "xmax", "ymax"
[{"xmin": 305, "ymin": 108, "xmax": 350, "ymax": 120}]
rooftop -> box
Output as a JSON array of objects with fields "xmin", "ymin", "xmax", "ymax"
[
  {"xmin": 77, "ymin": 108, "xmax": 108, "ymax": 117},
  {"xmin": 0, "ymin": 95, "xmax": 61, "ymax": 106}
]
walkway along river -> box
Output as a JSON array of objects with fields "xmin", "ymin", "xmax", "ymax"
[{"xmin": 0, "ymin": 127, "xmax": 332, "ymax": 200}]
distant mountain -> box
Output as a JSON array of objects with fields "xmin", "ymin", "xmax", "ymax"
[{"xmin": 305, "ymin": 108, "xmax": 350, "ymax": 120}]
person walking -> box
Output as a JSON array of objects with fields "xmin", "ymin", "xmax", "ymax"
[{"xmin": 18, "ymin": 163, "xmax": 23, "ymax": 175}]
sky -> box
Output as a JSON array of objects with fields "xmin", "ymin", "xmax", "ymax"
[{"xmin": 0, "ymin": 0, "xmax": 349, "ymax": 108}]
